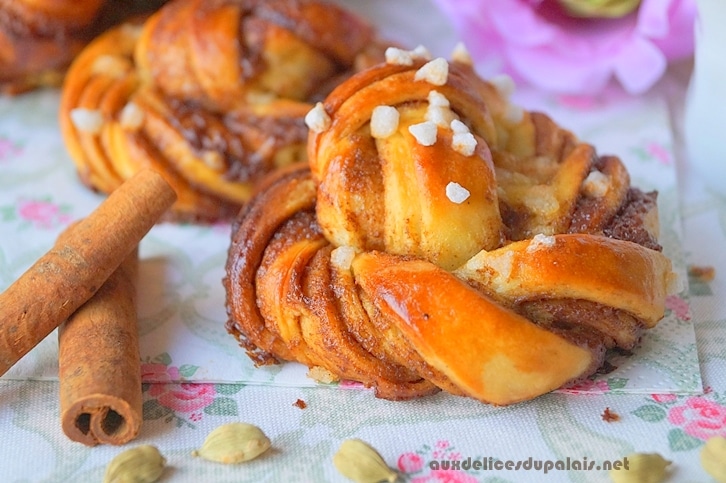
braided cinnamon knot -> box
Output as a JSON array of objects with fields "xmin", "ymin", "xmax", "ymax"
[
  {"xmin": 0, "ymin": 0, "xmax": 167, "ymax": 95},
  {"xmin": 224, "ymin": 50, "xmax": 675, "ymax": 405},
  {"xmin": 59, "ymin": 0, "xmax": 386, "ymax": 222}
]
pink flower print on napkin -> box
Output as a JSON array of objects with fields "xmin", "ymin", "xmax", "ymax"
[
  {"xmin": 411, "ymin": 469, "xmax": 479, "ymax": 483},
  {"xmin": 651, "ymin": 393, "xmax": 679, "ymax": 404},
  {"xmin": 562, "ymin": 378, "xmax": 610, "ymax": 393},
  {"xmin": 142, "ymin": 362, "xmax": 216, "ymax": 414},
  {"xmin": 668, "ymin": 397, "xmax": 726, "ymax": 440},
  {"xmin": 0, "ymin": 136, "xmax": 21, "ymax": 162},
  {"xmin": 398, "ymin": 452, "xmax": 425, "ymax": 473},
  {"xmin": 148, "ymin": 382, "xmax": 217, "ymax": 414},
  {"xmin": 17, "ymin": 198, "xmax": 72, "ymax": 229},
  {"xmin": 665, "ymin": 295, "xmax": 691, "ymax": 322}
]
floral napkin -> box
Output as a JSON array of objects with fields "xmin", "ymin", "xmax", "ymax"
[{"xmin": 0, "ymin": 0, "xmax": 701, "ymax": 396}]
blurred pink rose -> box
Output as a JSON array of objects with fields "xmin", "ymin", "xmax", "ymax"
[
  {"xmin": 17, "ymin": 199, "xmax": 71, "ymax": 228},
  {"xmin": 433, "ymin": 0, "xmax": 696, "ymax": 95},
  {"xmin": 149, "ymin": 382, "xmax": 217, "ymax": 414},
  {"xmin": 651, "ymin": 393, "xmax": 679, "ymax": 404},
  {"xmin": 668, "ymin": 396, "xmax": 726, "ymax": 440},
  {"xmin": 142, "ymin": 362, "xmax": 217, "ymax": 414},
  {"xmin": 398, "ymin": 452, "xmax": 425, "ymax": 473},
  {"xmin": 412, "ymin": 470, "xmax": 479, "ymax": 483}
]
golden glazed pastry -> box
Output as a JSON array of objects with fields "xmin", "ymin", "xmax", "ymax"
[
  {"xmin": 224, "ymin": 48, "xmax": 676, "ymax": 406},
  {"xmin": 59, "ymin": 0, "xmax": 388, "ymax": 222},
  {"xmin": 0, "ymin": 0, "xmax": 167, "ymax": 95}
]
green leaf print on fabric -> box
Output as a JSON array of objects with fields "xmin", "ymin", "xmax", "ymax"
[
  {"xmin": 203, "ymin": 397, "xmax": 238, "ymax": 416},
  {"xmin": 668, "ymin": 428, "xmax": 703, "ymax": 452},
  {"xmin": 632, "ymin": 404, "xmax": 667, "ymax": 422}
]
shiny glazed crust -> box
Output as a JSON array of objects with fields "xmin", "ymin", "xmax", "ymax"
[
  {"xmin": 58, "ymin": 0, "xmax": 387, "ymax": 222},
  {"xmin": 225, "ymin": 52, "xmax": 675, "ymax": 404}
]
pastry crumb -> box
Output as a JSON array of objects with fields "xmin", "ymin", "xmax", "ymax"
[
  {"xmin": 305, "ymin": 102, "xmax": 331, "ymax": 133},
  {"xmin": 307, "ymin": 366, "xmax": 339, "ymax": 384},
  {"xmin": 426, "ymin": 105, "xmax": 457, "ymax": 128},
  {"xmin": 409, "ymin": 121, "xmax": 437, "ymax": 146},
  {"xmin": 688, "ymin": 265, "xmax": 715, "ymax": 283},
  {"xmin": 293, "ymin": 399, "xmax": 307, "ymax": 409},
  {"xmin": 601, "ymin": 407, "xmax": 620, "ymax": 423},
  {"xmin": 370, "ymin": 105, "xmax": 399, "ymax": 139},
  {"xmin": 446, "ymin": 182, "xmax": 470, "ymax": 204},
  {"xmin": 414, "ymin": 58, "xmax": 449, "ymax": 86}
]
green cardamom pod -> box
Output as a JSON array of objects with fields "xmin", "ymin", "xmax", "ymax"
[
  {"xmin": 610, "ymin": 452, "xmax": 670, "ymax": 483},
  {"xmin": 103, "ymin": 445, "xmax": 166, "ymax": 483},
  {"xmin": 192, "ymin": 422, "xmax": 271, "ymax": 464},
  {"xmin": 333, "ymin": 439, "xmax": 398, "ymax": 483},
  {"xmin": 701, "ymin": 436, "xmax": 726, "ymax": 483}
]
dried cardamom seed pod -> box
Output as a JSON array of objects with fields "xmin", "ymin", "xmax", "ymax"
[
  {"xmin": 333, "ymin": 439, "xmax": 398, "ymax": 483},
  {"xmin": 610, "ymin": 452, "xmax": 671, "ymax": 483},
  {"xmin": 192, "ymin": 422, "xmax": 271, "ymax": 464},
  {"xmin": 701, "ymin": 436, "xmax": 726, "ymax": 483},
  {"xmin": 103, "ymin": 445, "xmax": 166, "ymax": 483}
]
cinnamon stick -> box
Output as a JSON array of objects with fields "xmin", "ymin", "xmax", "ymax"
[
  {"xmin": 58, "ymin": 248, "xmax": 142, "ymax": 446},
  {"xmin": 0, "ymin": 168, "xmax": 176, "ymax": 376}
]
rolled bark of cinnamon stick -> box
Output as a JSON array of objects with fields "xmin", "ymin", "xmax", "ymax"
[
  {"xmin": 58, "ymin": 248, "xmax": 142, "ymax": 446},
  {"xmin": 0, "ymin": 168, "xmax": 176, "ymax": 376}
]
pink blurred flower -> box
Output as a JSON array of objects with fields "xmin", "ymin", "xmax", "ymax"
[
  {"xmin": 652, "ymin": 393, "xmax": 679, "ymax": 404},
  {"xmin": 398, "ymin": 452, "xmax": 425, "ymax": 473},
  {"xmin": 149, "ymin": 382, "xmax": 217, "ymax": 414},
  {"xmin": 17, "ymin": 199, "xmax": 71, "ymax": 228},
  {"xmin": 142, "ymin": 362, "xmax": 216, "ymax": 414},
  {"xmin": 665, "ymin": 295, "xmax": 691, "ymax": 321},
  {"xmin": 433, "ymin": 0, "xmax": 696, "ymax": 95},
  {"xmin": 562, "ymin": 378, "xmax": 610, "ymax": 392},
  {"xmin": 412, "ymin": 470, "xmax": 479, "ymax": 483},
  {"xmin": 668, "ymin": 396, "xmax": 726, "ymax": 440}
]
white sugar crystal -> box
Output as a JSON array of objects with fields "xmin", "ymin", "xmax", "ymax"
[
  {"xmin": 446, "ymin": 181, "xmax": 470, "ymax": 204},
  {"xmin": 450, "ymin": 119, "xmax": 470, "ymax": 134},
  {"xmin": 91, "ymin": 54, "xmax": 131, "ymax": 78},
  {"xmin": 408, "ymin": 121, "xmax": 437, "ymax": 146},
  {"xmin": 452, "ymin": 132, "xmax": 477, "ymax": 156},
  {"xmin": 451, "ymin": 42, "xmax": 473, "ymax": 65},
  {"xmin": 490, "ymin": 74, "xmax": 516, "ymax": 98},
  {"xmin": 490, "ymin": 251, "xmax": 514, "ymax": 280},
  {"xmin": 385, "ymin": 47, "xmax": 413, "ymax": 66},
  {"xmin": 426, "ymin": 105, "xmax": 458, "ymax": 128},
  {"xmin": 330, "ymin": 246, "xmax": 357, "ymax": 270},
  {"xmin": 414, "ymin": 58, "xmax": 449, "ymax": 86},
  {"xmin": 370, "ymin": 105, "xmax": 400, "ymax": 139},
  {"xmin": 582, "ymin": 170, "xmax": 610, "ymax": 198},
  {"xmin": 70, "ymin": 108, "xmax": 104, "ymax": 134},
  {"xmin": 119, "ymin": 101, "xmax": 144, "ymax": 130},
  {"xmin": 427, "ymin": 90, "xmax": 450, "ymax": 107},
  {"xmin": 504, "ymin": 104, "xmax": 524, "ymax": 124},
  {"xmin": 411, "ymin": 45, "xmax": 433, "ymax": 60},
  {"xmin": 527, "ymin": 233, "xmax": 556, "ymax": 253},
  {"xmin": 305, "ymin": 102, "xmax": 331, "ymax": 133}
]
